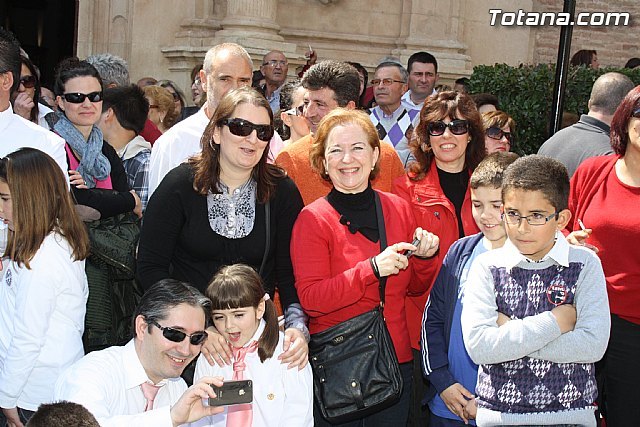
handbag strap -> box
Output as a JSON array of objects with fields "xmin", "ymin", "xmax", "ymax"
[
  {"xmin": 258, "ymin": 201, "xmax": 270, "ymax": 277},
  {"xmin": 374, "ymin": 192, "xmax": 388, "ymax": 312}
]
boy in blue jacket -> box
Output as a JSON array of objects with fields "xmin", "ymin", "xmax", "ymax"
[{"xmin": 421, "ymin": 152, "xmax": 519, "ymax": 426}]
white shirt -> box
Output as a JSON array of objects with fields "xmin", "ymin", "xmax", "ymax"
[
  {"xmin": 37, "ymin": 102, "xmax": 53, "ymax": 129},
  {"xmin": 0, "ymin": 232, "xmax": 87, "ymax": 410},
  {"xmin": 401, "ymin": 88, "xmax": 437, "ymax": 111},
  {"xmin": 55, "ymin": 339, "xmax": 188, "ymax": 427},
  {"xmin": 0, "ymin": 104, "xmax": 67, "ymax": 180},
  {"xmin": 191, "ymin": 320, "xmax": 313, "ymax": 427},
  {"xmin": 147, "ymin": 108, "xmax": 285, "ymax": 197}
]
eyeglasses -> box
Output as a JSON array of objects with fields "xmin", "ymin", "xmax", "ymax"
[
  {"xmin": 285, "ymin": 105, "xmax": 304, "ymax": 117},
  {"xmin": 150, "ymin": 320, "xmax": 208, "ymax": 345},
  {"xmin": 62, "ymin": 91, "xmax": 103, "ymax": 103},
  {"xmin": 19, "ymin": 75, "xmax": 36, "ymax": 89},
  {"xmin": 502, "ymin": 211, "xmax": 558, "ymax": 226},
  {"xmin": 263, "ymin": 60, "xmax": 287, "ymax": 67},
  {"xmin": 370, "ymin": 78, "xmax": 406, "ymax": 87},
  {"xmin": 148, "ymin": 105, "xmax": 159, "ymax": 109},
  {"xmin": 486, "ymin": 127, "xmax": 514, "ymax": 143},
  {"xmin": 427, "ymin": 120, "xmax": 469, "ymax": 136},
  {"xmin": 220, "ymin": 118, "xmax": 274, "ymax": 141}
]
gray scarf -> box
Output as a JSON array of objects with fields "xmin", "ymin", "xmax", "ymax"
[{"xmin": 53, "ymin": 111, "xmax": 111, "ymax": 188}]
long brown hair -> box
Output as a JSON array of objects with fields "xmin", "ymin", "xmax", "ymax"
[
  {"xmin": 206, "ymin": 264, "xmax": 279, "ymax": 362},
  {"xmin": 190, "ymin": 87, "xmax": 285, "ymax": 203},
  {"xmin": 0, "ymin": 148, "xmax": 90, "ymax": 268},
  {"xmin": 409, "ymin": 91, "xmax": 485, "ymax": 180}
]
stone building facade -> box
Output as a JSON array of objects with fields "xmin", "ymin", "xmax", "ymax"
[{"xmin": 75, "ymin": 0, "xmax": 638, "ymax": 103}]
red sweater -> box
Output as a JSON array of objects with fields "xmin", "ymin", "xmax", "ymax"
[
  {"xmin": 392, "ymin": 161, "xmax": 479, "ymax": 350},
  {"xmin": 569, "ymin": 155, "xmax": 640, "ymax": 324},
  {"xmin": 291, "ymin": 191, "xmax": 437, "ymax": 363}
]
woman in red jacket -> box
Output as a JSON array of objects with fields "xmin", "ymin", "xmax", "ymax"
[
  {"xmin": 568, "ymin": 85, "xmax": 640, "ymax": 426},
  {"xmin": 392, "ymin": 91, "xmax": 485, "ymax": 424},
  {"xmin": 291, "ymin": 108, "xmax": 440, "ymax": 426}
]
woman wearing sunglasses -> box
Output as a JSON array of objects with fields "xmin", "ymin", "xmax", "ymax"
[
  {"xmin": 0, "ymin": 148, "xmax": 89, "ymax": 426},
  {"xmin": 278, "ymin": 80, "xmax": 309, "ymax": 145},
  {"xmin": 138, "ymin": 87, "xmax": 309, "ymax": 372},
  {"xmin": 392, "ymin": 91, "xmax": 484, "ymax": 418},
  {"xmin": 481, "ymin": 110, "xmax": 515, "ymax": 154},
  {"xmin": 142, "ymin": 85, "xmax": 178, "ymax": 133},
  {"xmin": 48, "ymin": 58, "xmax": 142, "ymax": 220},
  {"xmin": 11, "ymin": 55, "xmax": 52, "ymax": 128}
]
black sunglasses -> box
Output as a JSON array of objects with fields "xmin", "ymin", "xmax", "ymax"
[
  {"xmin": 19, "ymin": 75, "xmax": 36, "ymax": 89},
  {"xmin": 632, "ymin": 108, "xmax": 640, "ymax": 118},
  {"xmin": 62, "ymin": 91, "xmax": 103, "ymax": 104},
  {"xmin": 150, "ymin": 320, "xmax": 208, "ymax": 345},
  {"xmin": 486, "ymin": 126, "xmax": 514, "ymax": 143},
  {"xmin": 220, "ymin": 118, "xmax": 274, "ymax": 142},
  {"xmin": 427, "ymin": 119, "xmax": 469, "ymax": 136}
]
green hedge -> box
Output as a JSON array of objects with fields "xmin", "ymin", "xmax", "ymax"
[{"xmin": 469, "ymin": 64, "xmax": 640, "ymax": 155}]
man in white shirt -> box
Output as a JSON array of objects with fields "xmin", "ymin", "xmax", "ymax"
[
  {"xmin": 0, "ymin": 27, "xmax": 66, "ymax": 177},
  {"xmin": 55, "ymin": 279, "xmax": 224, "ymax": 427},
  {"xmin": 147, "ymin": 43, "xmax": 254, "ymax": 196},
  {"xmin": 401, "ymin": 51, "xmax": 439, "ymax": 111}
]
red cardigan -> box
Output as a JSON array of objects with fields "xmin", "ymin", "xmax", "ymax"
[
  {"xmin": 392, "ymin": 161, "xmax": 479, "ymax": 350},
  {"xmin": 569, "ymin": 155, "xmax": 640, "ymax": 324},
  {"xmin": 291, "ymin": 191, "xmax": 437, "ymax": 363}
]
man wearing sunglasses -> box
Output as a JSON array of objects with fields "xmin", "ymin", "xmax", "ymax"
[
  {"xmin": 0, "ymin": 28, "xmax": 67, "ymax": 184},
  {"xmin": 369, "ymin": 61, "xmax": 419, "ymax": 168},
  {"xmin": 55, "ymin": 279, "xmax": 225, "ymax": 426},
  {"xmin": 538, "ymin": 72, "xmax": 634, "ymax": 177}
]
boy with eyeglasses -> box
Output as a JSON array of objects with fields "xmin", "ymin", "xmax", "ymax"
[
  {"xmin": 461, "ymin": 155, "xmax": 610, "ymax": 426},
  {"xmin": 55, "ymin": 279, "xmax": 225, "ymax": 426}
]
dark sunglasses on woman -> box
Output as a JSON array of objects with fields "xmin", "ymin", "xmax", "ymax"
[
  {"xmin": 427, "ymin": 119, "xmax": 469, "ymax": 136},
  {"xmin": 150, "ymin": 320, "xmax": 208, "ymax": 345},
  {"xmin": 486, "ymin": 126, "xmax": 514, "ymax": 143},
  {"xmin": 220, "ymin": 118, "xmax": 274, "ymax": 142},
  {"xmin": 19, "ymin": 75, "xmax": 36, "ymax": 89},
  {"xmin": 62, "ymin": 91, "xmax": 104, "ymax": 104}
]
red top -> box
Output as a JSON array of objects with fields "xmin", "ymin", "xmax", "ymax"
[
  {"xmin": 65, "ymin": 143, "xmax": 113, "ymax": 189},
  {"xmin": 569, "ymin": 155, "xmax": 640, "ymax": 324},
  {"xmin": 140, "ymin": 119, "xmax": 161, "ymax": 145},
  {"xmin": 291, "ymin": 191, "xmax": 437, "ymax": 363},
  {"xmin": 392, "ymin": 161, "xmax": 479, "ymax": 350}
]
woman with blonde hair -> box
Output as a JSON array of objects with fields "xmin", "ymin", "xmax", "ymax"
[
  {"xmin": 0, "ymin": 148, "xmax": 90, "ymax": 426},
  {"xmin": 481, "ymin": 110, "xmax": 515, "ymax": 153},
  {"xmin": 143, "ymin": 85, "xmax": 178, "ymax": 133}
]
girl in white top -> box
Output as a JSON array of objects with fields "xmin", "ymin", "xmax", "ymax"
[
  {"xmin": 192, "ymin": 264, "xmax": 313, "ymax": 427},
  {"xmin": 0, "ymin": 148, "xmax": 90, "ymax": 426}
]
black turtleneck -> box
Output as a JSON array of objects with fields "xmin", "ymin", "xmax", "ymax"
[
  {"xmin": 437, "ymin": 167, "xmax": 468, "ymax": 238},
  {"xmin": 325, "ymin": 185, "xmax": 379, "ymax": 243}
]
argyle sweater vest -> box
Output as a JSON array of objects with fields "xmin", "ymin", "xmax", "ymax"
[
  {"xmin": 369, "ymin": 107, "xmax": 419, "ymax": 147},
  {"xmin": 476, "ymin": 263, "xmax": 597, "ymax": 414}
]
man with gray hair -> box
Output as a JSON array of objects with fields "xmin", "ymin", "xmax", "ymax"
[
  {"xmin": 55, "ymin": 279, "xmax": 224, "ymax": 426},
  {"xmin": 369, "ymin": 61, "xmax": 418, "ymax": 168},
  {"xmin": 538, "ymin": 72, "xmax": 635, "ymax": 176},
  {"xmin": 86, "ymin": 53, "xmax": 130, "ymax": 88}
]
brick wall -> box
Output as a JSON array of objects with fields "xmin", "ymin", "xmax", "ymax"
[{"xmin": 532, "ymin": 0, "xmax": 639, "ymax": 68}]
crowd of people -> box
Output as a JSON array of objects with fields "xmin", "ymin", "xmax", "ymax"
[{"xmin": 0, "ymin": 23, "xmax": 638, "ymax": 427}]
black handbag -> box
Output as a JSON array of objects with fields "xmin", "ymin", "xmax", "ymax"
[{"xmin": 309, "ymin": 192, "xmax": 403, "ymax": 424}]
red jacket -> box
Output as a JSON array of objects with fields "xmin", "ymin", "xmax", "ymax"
[
  {"xmin": 291, "ymin": 191, "xmax": 437, "ymax": 363},
  {"xmin": 569, "ymin": 155, "xmax": 640, "ymax": 324},
  {"xmin": 392, "ymin": 161, "xmax": 479, "ymax": 350}
]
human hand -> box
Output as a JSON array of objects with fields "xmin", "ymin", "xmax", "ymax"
[
  {"xmin": 68, "ymin": 170, "xmax": 87, "ymax": 189},
  {"xmin": 462, "ymin": 396, "xmax": 477, "ymax": 422},
  {"xmin": 566, "ymin": 229, "xmax": 598, "ymax": 253},
  {"xmin": 130, "ymin": 190, "xmax": 143, "ymax": 218},
  {"xmin": 440, "ymin": 383, "xmax": 474, "ymax": 423},
  {"xmin": 551, "ymin": 304, "xmax": 577, "ymax": 333},
  {"xmin": 496, "ymin": 312, "xmax": 511, "ymax": 327},
  {"xmin": 170, "ymin": 376, "xmax": 224, "ymax": 427},
  {"xmin": 2, "ymin": 407, "xmax": 24, "ymax": 427},
  {"xmin": 201, "ymin": 326, "xmax": 232, "ymax": 366},
  {"xmin": 374, "ymin": 242, "xmax": 414, "ymax": 277},
  {"xmin": 279, "ymin": 327, "xmax": 309, "ymax": 369},
  {"xmin": 12, "ymin": 92, "xmax": 35, "ymax": 120},
  {"xmin": 410, "ymin": 227, "xmax": 440, "ymax": 258}
]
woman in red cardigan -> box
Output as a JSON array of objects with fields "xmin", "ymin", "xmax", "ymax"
[
  {"xmin": 392, "ymin": 91, "xmax": 484, "ymax": 424},
  {"xmin": 568, "ymin": 85, "xmax": 640, "ymax": 426},
  {"xmin": 291, "ymin": 109, "xmax": 440, "ymax": 426}
]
